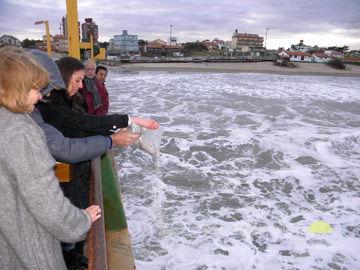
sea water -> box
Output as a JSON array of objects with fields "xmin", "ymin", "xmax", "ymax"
[{"xmin": 107, "ymin": 70, "xmax": 360, "ymax": 270}]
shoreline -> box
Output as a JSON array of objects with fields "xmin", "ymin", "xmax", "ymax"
[{"xmin": 107, "ymin": 61, "xmax": 360, "ymax": 77}]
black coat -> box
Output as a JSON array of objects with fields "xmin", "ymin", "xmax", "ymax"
[{"xmin": 37, "ymin": 90, "xmax": 129, "ymax": 209}]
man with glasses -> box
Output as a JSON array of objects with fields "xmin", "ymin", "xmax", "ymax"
[{"xmin": 81, "ymin": 60, "xmax": 109, "ymax": 115}]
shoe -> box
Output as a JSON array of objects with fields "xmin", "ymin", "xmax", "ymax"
[
  {"xmin": 63, "ymin": 248, "xmax": 82, "ymax": 270},
  {"xmin": 77, "ymin": 253, "xmax": 88, "ymax": 268}
]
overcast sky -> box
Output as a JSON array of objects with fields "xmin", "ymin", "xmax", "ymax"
[{"xmin": 1, "ymin": 0, "xmax": 359, "ymax": 50}]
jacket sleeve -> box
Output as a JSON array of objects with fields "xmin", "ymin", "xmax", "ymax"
[
  {"xmin": 6, "ymin": 129, "xmax": 92, "ymax": 243},
  {"xmin": 30, "ymin": 109, "xmax": 108, "ymax": 164},
  {"xmin": 94, "ymin": 82, "xmax": 109, "ymax": 115},
  {"xmin": 38, "ymin": 101, "xmax": 129, "ymax": 133}
]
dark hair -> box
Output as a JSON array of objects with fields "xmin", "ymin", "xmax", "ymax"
[
  {"xmin": 56, "ymin": 57, "xmax": 85, "ymax": 89},
  {"xmin": 96, "ymin": 65, "xmax": 107, "ymax": 74}
]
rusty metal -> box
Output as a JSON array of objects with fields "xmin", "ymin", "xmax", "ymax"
[{"xmin": 89, "ymin": 157, "xmax": 108, "ymax": 270}]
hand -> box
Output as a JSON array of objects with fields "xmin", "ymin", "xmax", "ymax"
[
  {"xmin": 86, "ymin": 205, "xmax": 101, "ymax": 223},
  {"xmin": 110, "ymin": 129, "xmax": 140, "ymax": 147},
  {"xmin": 131, "ymin": 117, "xmax": 159, "ymax": 130}
]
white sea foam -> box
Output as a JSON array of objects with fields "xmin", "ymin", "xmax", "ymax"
[{"xmin": 108, "ymin": 71, "xmax": 360, "ymax": 270}]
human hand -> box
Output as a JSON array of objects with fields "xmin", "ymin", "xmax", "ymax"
[
  {"xmin": 86, "ymin": 205, "xmax": 101, "ymax": 223},
  {"xmin": 131, "ymin": 117, "xmax": 159, "ymax": 130},
  {"xmin": 110, "ymin": 129, "xmax": 140, "ymax": 147}
]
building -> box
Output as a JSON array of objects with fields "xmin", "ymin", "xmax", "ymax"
[
  {"xmin": 54, "ymin": 34, "xmax": 69, "ymax": 52},
  {"xmin": 35, "ymin": 34, "xmax": 68, "ymax": 53},
  {"xmin": 312, "ymin": 53, "xmax": 331, "ymax": 63},
  {"xmin": 81, "ymin": 18, "xmax": 98, "ymax": 45},
  {"xmin": 279, "ymin": 51, "xmax": 312, "ymax": 62},
  {"xmin": 0, "ymin": 35, "xmax": 21, "ymax": 47},
  {"xmin": 202, "ymin": 41, "xmax": 217, "ymax": 52},
  {"xmin": 145, "ymin": 39, "xmax": 182, "ymax": 57},
  {"xmin": 324, "ymin": 50, "xmax": 344, "ymax": 59},
  {"xmin": 35, "ymin": 35, "xmax": 57, "ymax": 52},
  {"xmin": 344, "ymin": 52, "xmax": 360, "ymax": 62},
  {"xmin": 290, "ymin": 40, "xmax": 312, "ymax": 52},
  {"xmin": 62, "ymin": 16, "xmax": 68, "ymax": 37},
  {"xmin": 213, "ymin": 39, "xmax": 227, "ymax": 50},
  {"xmin": 232, "ymin": 29, "xmax": 264, "ymax": 52},
  {"xmin": 109, "ymin": 30, "xmax": 139, "ymax": 54}
]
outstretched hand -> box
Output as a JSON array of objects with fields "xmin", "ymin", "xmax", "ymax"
[
  {"xmin": 131, "ymin": 117, "xmax": 159, "ymax": 130},
  {"xmin": 110, "ymin": 129, "xmax": 140, "ymax": 147}
]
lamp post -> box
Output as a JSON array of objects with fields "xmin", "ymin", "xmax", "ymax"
[
  {"xmin": 169, "ymin": 25, "xmax": 172, "ymax": 58},
  {"xmin": 265, "ymin": 28, "xmax": 269, "ymax": 49},
  {"xmin": 34, "ymin": 20, "xmax": 52, "ymax": 56}
]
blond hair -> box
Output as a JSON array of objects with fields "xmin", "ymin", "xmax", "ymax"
[{"xmin": 0, "ymin": 46, "xmax": 49, "ymax": 113}]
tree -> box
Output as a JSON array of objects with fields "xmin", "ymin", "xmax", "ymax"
[
  {"xmin": 182, "ymin": 42, "xmax": 208, "ymax": 53},
  {"xmin": 99, "ymin": 41, "xmax": 109, "ymax": 49},
  {"xmin": 21, "ymin": 39, "xmax": 41, "ymax": 48}
]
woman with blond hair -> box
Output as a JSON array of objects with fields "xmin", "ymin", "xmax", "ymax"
[{"xmin": 0, "ymin": 46, "xmax": 101, "ymax": 270}]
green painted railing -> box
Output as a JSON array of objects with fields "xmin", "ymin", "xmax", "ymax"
[{"xmin": 101, "ymin": 151, "xmax": 128, "ymax": 230}]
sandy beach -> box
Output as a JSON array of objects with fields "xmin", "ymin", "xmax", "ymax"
[{"xmin": 111, "ymin": 61, "xmax": 360, "ymax": 77}]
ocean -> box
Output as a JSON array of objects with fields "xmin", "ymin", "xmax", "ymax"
[{"xmin": 107, "ymin": 70, "xmax": 360, "ymax": 270}]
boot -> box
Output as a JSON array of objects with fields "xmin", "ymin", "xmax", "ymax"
[
  {"xmin": 75, "ymin": 241, "xmax": 88, "ymax": 268},
  {"xmin": 63, "ymin": 247, "xmax": 83, "ymax": 270}
]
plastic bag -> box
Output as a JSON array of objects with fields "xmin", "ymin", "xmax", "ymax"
[{"xmin": 127, "ymin": 123, "xmax": 163, "ymax": 158}]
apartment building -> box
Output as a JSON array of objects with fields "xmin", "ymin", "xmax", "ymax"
[
  {"xmin": 109, "ymin": 30, "xmax": 139, "ymax": 54},
  {"xmin": 231, "ymin": 29, "xmax": 264, "ymax": 52},
  {"xmin": 81, "ymin": 18, "xmax": 98, "ymax": 45}
]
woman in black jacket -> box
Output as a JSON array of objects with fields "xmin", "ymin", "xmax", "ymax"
[{"xmin": 37, "ymin": 57, "xmax": 159, "ymax": 269}]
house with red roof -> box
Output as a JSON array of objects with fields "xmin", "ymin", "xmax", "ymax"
[
  {"xmin": 282, "ymin": 51, "xmax": 312, "ymax": 62},
  {"xmin": 324, "ymin": 50, "xmax": 344, "ymax": 59},
  {"xmin": 312, "ymin": 53, "xmax": 331, "ymax": 63},
  {"xmin": 145, "ymin": 39, "xmax": 182, "ymax": 57},
  {"xmin": 202, "ymin": 41, "xmax": 217, "ymax": 52}
]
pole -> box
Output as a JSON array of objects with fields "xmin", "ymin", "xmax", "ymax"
[
  {"xmin": 265, "ymin": 28, "xmax": 269, "ymax": 49},
  {"xmin": 169, "ymin": 25, "xmax": 172, "ymax": 57},
  {"xmin": 44, "ymin": 21, "xmax": 52, "ymax": 56},
  {"xmin": 90, "ymin": 33, "xmax": 94, "ymax": 62},
  {"xmin": 66, "ymin": 0, "xmax": 81, "ymax": 60}
]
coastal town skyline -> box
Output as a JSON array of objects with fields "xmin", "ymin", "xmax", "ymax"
[{"xmin": 0, "ymin": 0, "xmax": 359, "ymax": 50}]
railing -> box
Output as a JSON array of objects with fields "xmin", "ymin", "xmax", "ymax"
[
  {"xmin": 89, "ymin": 157, "xmax": 108, "ymax": 270},
  {"xmin": 88, "ymin": 151, "xmax": 136, "ymax": 270}
]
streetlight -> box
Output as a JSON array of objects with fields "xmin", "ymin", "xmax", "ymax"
[
  {"xmin": 169, "ymin": 25, "xmax": 172, "ymax": 58},
  {"xmin": 265, "ymin": 28, "xmax": 269, "ymax": 50},
  {"xmin": 35, "ymin": 20, "xmax": 52, "ymax": 56}
]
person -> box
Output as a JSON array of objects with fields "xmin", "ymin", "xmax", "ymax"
[
  {"xmin": 29, "ymin": 50, "xmax": 139, "ymax": 164},
  {"xmin": 37, "ymin": 56, "xmax": 159, "ymax": 269},
  {"xmin": 95, "ymin": 65, "xmax": 108, "ymax": 84},
  {"xmin": 0, "ymin": 46, "xmax": 101, "ymax": 270},
  {"xmin": 81, "ymin": 60, "xmax": 109, "ymax": 115}
]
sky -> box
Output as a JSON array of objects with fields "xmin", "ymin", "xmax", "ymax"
[{"xmin": 1, "ymin": 0, "xmax": 360, "ymax": 50}]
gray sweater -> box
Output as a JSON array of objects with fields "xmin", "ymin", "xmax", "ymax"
[
  {"xmin": 30, "ymin": 108, "xmax": 108, "ymax": 164},
  {"xmin": 0, "ymin": 107, "xmax": 92, "ymax": 269}
]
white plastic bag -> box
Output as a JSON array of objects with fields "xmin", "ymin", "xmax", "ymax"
[{"xmin": 127, "ymin": 123, "xmax": 163, "ymax": 158}]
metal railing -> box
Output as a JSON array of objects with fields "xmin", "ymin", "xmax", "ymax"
[{"xmin": 88, "ymin": 157, "xmax": 108, "ymax": 270}]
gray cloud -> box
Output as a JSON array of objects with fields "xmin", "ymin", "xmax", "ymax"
[{"xmin": 1, "ymin": 0, "xmax": 359, "ymax": 49}]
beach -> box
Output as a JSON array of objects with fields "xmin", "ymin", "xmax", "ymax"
[{"xmin": 111, "ymin": 61, "xmax": 360, "ymax": 77}]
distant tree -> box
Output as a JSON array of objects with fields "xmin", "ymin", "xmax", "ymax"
[
  {"xmin": 138, "ymin": 39, "xmax": 148, "ymax": 55},
  {"xmin": 21, "ymin": 39, "xmax": 41, "ymax": 48},
  {"xmin": 182, "ymin": 42, "xmax": 208, "ymax": 53},
  {"xmin": 99, "ymin": 41, "xmax": 109, "ymax": 49},
  {"xmin": 138, "ymin": 39, "xmax": 148, "ymax": 46},
  {"xmin": 326, "ymin": 58, "xmax": 345, "ymax": 69}
]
